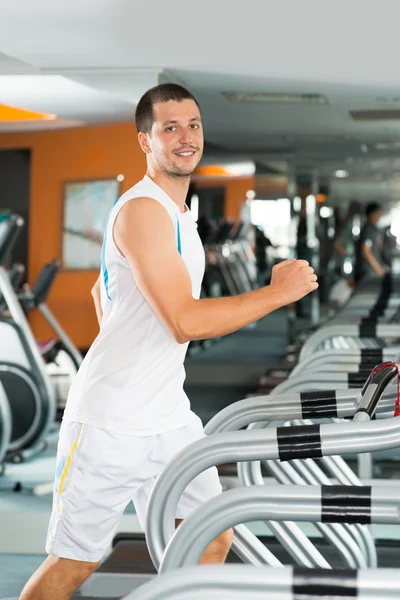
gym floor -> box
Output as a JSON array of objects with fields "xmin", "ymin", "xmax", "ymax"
[{"xmin": 0, "ymin": 310, "xmax": 289, "ymax": 598}]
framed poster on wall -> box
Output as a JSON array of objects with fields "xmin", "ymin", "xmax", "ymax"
[{"xmin": 62, "ymin": 178, "xmax": 120, "ymax": 270}]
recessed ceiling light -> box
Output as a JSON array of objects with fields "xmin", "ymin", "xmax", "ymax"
[
  {"xmin": 334, "ymin": 170, "xmax": 349, "ymax": 178},
  {"xmin": 320, "ymin": 206, "xmax": 334, "ymax": 218},
  {"xmin": 375, "ymin": 141, "xmax": 400, "ymax": 151},
  {"xmin": 221, "ymin": 92, "xmax": 329, "ymax": 105}
]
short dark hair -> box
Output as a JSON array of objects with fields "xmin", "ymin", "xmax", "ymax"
[
  {"xmin": 366, "ymin": 202, "xmax": 382, "ymax": 217},
  {"xmin": 135, "ymin": 83, "xmax": 200, "ymax": 134}
]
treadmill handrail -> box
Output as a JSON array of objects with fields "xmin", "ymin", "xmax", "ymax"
[
  {"xmin": 299, "ymin": 324, "xmax": 400, "ymax": 361},
  {"xmin": 159, "ymin": 484, "xmax": 400, "ymax": 573},
  {"xmin": 356, "ymin": 363, "xmax": 398, "ymax": 419},
  {"xmin": 124, "ymin": 564, "xmax": 400, "ymax": 600},
  {"xmin": 203, "ymin": 389, "xmax": 395, "ymax": 436},
  {"xmin": 289, "ymin": 348, "xmax": 400, "ymax": 378},
  {"xmin": 205, "ymin": 395, "xmax": 377, "ymax": 569},
  {"xmin": 0, "ymin": 213, "xmax": 24, "ymax": 265},
  {"xmin": 146, "ymin": 416, "xmax": 400, "ymax": 568},
  {"xmin": 271, "ymin": 372, "xmax": 358, "ymax": 395},
  {"xmin": 238, "ymin": 423, "xmax": 374, "ymax": 570},
  {"xmin": 269, "ymin": 417, "xmax": 376, "ymax": 568}
]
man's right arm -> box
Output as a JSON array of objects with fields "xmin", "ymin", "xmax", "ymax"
[
  {"xmin": 361, "ymin": 242, "xmax": 385, "ymax": 277},
  {"xmin": 114, "ymin": 197, "xmax": 318, "ymax": 343}
]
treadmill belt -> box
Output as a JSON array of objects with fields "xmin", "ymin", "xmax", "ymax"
[{"xmin": 99, "ymin": 537, "xmax": 156, "ymax": 574}]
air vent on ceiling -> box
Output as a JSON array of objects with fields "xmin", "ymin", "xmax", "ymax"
[
  {"xmin": 222, "ymin": 92, "xmax": 329, "ymax": 105},
  {"xmin": 350, "ymin": 109, "xmax": 400, "ymax": 121},
  {"xmin": 375, "ymin": 141, "xmax": 400, "ymax": 151}
]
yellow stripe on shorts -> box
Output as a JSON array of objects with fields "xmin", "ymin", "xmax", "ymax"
[
  {"xmin": 46, "ymin": 424, "xmax": 87, "ymax": 550},
  {"xmin": 58, "ymin": 423, "xmax": 86, "ymax": 496}
]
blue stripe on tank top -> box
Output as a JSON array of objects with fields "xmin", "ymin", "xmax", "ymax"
[
  {"xmin": 101, "ymin": 195, "xmax": 121, "ymax": 301},
  {"xmin": 177, "ymin": 216, "xmax": 182, "ymax": 255},
  {"xmin": 101, "ymin": 233, "xmax": 111, "ymax": 300},
  {"xmin": 102, "ymin": 204, "xmax": 182, "ymax": 302}
]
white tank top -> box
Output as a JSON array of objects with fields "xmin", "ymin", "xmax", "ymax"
[{"xmin": 63, "ymin": 175, "xmax": 205, "ymax": 436}]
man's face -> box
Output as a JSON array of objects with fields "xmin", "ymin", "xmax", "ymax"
[
  {"xmin": 370, "ymin": 209, "xmax": 383, "ymax": 226},
  {"xmin": 143, "ymin": 99, "xmax": 203, "ymax": 178}
]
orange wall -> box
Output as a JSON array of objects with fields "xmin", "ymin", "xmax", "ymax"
[
  {"xmin": 0, "ymin": 123, "xmax": 253, "ymax": 348},
  {"xmin": 225, "ymin": 177, "xmax": 254, "ymax": 219},
  {"xmin": 0, "ymin": 122, "xmax": 146, "ymax": 348},
  {"xmin": 195, "ymin": 176, "xmax": 255, "ymax": 219}
]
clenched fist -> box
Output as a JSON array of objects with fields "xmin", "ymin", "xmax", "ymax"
[{"xmin": 270, "ymin": 259, "xmax": 318, "ymax": 304}]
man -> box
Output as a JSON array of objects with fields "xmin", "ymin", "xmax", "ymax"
[
  {"xmin": 20, "ymin": 83, "xmax": 318, "ymax": 600},
  {"xmin": 333, "ymin": 200, "xmax": 361, "ymax": 276},
  {"xmin": 354, "ymin": 202, "xmax": 386, "ymax": 282}
]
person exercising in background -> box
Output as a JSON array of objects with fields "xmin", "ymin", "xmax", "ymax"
[
  {"xmin": 333, "ymin": 201, "xmax": 360, "ymax": 275},
  {"xmin": 354, "ymin": 202, "xmax": 386, "ymax": 282},
  {"xmin": 20, "ymin": 83, "xmax": 318, "ymax": 600}
]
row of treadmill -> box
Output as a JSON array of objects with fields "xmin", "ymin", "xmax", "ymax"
[
  {"xmin": 1, "ymin": 209, "xmax": 400, "ymax": 598},
  {"xmin": 72, "ymin": 268, "xmax": 400, "ymax": 599},
  {"xmin": 189, "ymin": 218, "xmax": 262, "ymax": 355}
]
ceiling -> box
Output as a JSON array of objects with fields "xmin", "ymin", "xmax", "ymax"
[{"xmin": 2, "ymin": 0, "xmax": 400, "ymax": 204}]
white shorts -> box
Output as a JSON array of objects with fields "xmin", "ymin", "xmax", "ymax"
[{"xmin": 46, "ymin": 413, "xmax": 222, "ymax": 562}]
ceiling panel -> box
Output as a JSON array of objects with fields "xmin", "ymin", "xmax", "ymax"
[
  {"xmin": 0, "ymin": 0, "xmax": 399, "ymax": 86},
  {"xmin": 1, "ymin": 0, "xmax": 400, "ymax": 203}
]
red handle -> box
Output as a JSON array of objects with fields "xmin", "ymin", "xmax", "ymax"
[{"xmin": 369, "ymin": 362, "xmax": 400, "ymax": 417}]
